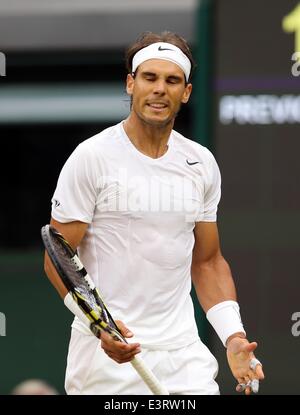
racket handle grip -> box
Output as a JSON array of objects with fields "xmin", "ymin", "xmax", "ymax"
[{"xmin": 131, "ymin": 354, "xmax": 169, "ymax": 395}]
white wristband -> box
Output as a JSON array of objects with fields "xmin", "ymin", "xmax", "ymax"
[
  {"xmin": 206, "ymin": 300, "xmax": 246, "ymax": 347},
  {"xmin": 64, "ymin": 292, "xmax": 91, "ymax": 328}
]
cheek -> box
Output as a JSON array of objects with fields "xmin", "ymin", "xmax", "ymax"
[
  {"xmin": 132, "ymin": 86, "xmax": 146, "ymax": 103},
  {"xmin": 131, "ymin": 93, "xmax": 145, "ymax": 112},
  {"xmin": 172, "ymin": 94, "xmax": 185, "ymax": 109},
  {"xmin": 170, "ymin": 89, "xmax": 186, "ymax": 104}
]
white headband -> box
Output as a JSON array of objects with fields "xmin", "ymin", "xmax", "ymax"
[{"xmin": 132, "ymin": 42, "xmax": 191, "ymax": 82}]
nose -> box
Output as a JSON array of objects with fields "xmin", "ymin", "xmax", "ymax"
[{"xmin": 153, "ymin": 79, "xmax": 167, "ymax": 95}]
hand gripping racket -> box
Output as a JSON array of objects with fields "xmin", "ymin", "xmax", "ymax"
[{"xmin": 41, "ymin": 224, "xmax": 168, "ymax": 395}]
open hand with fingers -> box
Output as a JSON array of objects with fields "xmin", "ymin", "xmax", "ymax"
[
  {"xmin": 226, "ymin": 336, "xmax": 264, "ymax": 395},
  {"xmin": 100, "ymin": 320, "xmax": 141, "ymax": 364}
]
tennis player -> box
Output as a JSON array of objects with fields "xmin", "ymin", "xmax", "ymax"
[{"xmin": 44, "ymin": 31, "xmax": 264, "ymax": 395}]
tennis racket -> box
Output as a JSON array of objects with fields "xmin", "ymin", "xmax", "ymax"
[{"xmin": 41, "ymin": 224, "xmax": 168, "ymax": 395}]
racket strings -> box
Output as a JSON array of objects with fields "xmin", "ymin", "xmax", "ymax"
[{"xmin": 51, "ymin": 236, "xmax": 100, "ymax": 312}]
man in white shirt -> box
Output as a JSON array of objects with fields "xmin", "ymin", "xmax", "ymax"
[{"xmin": 44, "ymin": 31, "xmax": 264, "ymax": 395}]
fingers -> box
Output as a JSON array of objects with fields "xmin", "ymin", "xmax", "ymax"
[
  {"xmin": 236, "ymin": 378, "xmax": 245, "ymax": 393},
  {"xmin": 236, "ymin": 376, "xmax": 252, "ymax": 394},
  {"xmin": 115, "ymin": 320, "xmax": 134, "ymax": 339},
  {"xmin": 229, "ymin": 339, "xmax": 264, "ymax": 395},
  {"xmin": 249, "ymin": 356, "xmax": 264, "ymax": 382},
  {"xmin": 236, "ymin": 356, "xmax": 264, "ymax": 394},
  {"xmin": 100, "ymin": 329, "xmax": 141, "ymax": 364},
  {"xmin": 250, "ymin": 358, "xmax": 264, "ymax": 380},
  {"xmin": 105, "ymin": 349, "xmax": 140, "ymax": 363},
  {"xmin": 244, "ymin": 341, "xmax": 258, "ymax": 353},
  {"xmin": 236, "ymin": 378, "xmax": 259, "ymax": 395},
  {"xmin": 244, "ymin": 376, "xmax": 252, "ymax": 395},
  {"xmin": 250, "ymin": 379, "xmax": 259, "ymax": 393},
  {"xmin": 255, "ymin": 364, "xmax": 264, "ymax": 380},
  {"xmin": 236, "ymin": 384, "xmax": 245, "ymax": 393}
]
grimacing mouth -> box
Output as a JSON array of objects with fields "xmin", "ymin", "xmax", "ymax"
[{"xmin": 146, "ymin": 101, "xmax": 169, "ymax": 109}]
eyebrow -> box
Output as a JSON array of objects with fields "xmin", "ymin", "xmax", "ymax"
[
  {"xmin": 141, "ymin": 71, "xmax": 157, "ymax": 78},
  {"xmin": 141, "ymin": 71, "xmax": 184, "ymax": 82}
]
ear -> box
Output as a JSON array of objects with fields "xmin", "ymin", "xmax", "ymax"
[
  {"xmin": 126, "ymin": 73, "xmax": 135, "ymax": 95},
  {"xmin": 181, "ymin": 83, "xmax": 192, "ymax": 104}
]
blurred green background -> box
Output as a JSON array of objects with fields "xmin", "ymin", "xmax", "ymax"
[{"xmin": 0, "ymin": 252, "xmax": 71, "ymax": 394}]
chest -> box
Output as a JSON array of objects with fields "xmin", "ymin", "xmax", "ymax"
[{"xmin": 95, "ymin": 159, "xmax": 205, "ymax": 222}]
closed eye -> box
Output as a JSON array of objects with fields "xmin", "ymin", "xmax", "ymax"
[
  {"xmin": 142, "ymin": 72, "xmax": 157, "ymax": 82},
  {"xmin": 167, "ymin": 76, "xmax": 182, "ymax": 84},
  {"xmin": 141, "ymin": 72, "xmax": 183, "ymax": 84}
]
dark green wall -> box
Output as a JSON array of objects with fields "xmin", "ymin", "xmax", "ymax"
[
  {"xmin": 0, "ymin": 251, "xmax": 72, "ymax": 394},
  {"xmin": 190, "ymin": 0, "xmax": 215, "ymax": 345}
]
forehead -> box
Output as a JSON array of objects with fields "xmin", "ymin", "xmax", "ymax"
[{"xmin": 137, "ymin": 59, "xmax": 185, "ymax": 79}]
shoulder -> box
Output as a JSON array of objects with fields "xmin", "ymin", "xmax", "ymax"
[
  {"xmin": 79, "ymin": 123, "xmax": 121, "ymax": 152},
  {"xmin": 69, "ymin": 122, "xmax": 122, "ymax": 162},
  {"xmin": 172, "ymin": 129, "xmax": 218, "ymax": 166}
]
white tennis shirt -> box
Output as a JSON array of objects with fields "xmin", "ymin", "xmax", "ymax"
[{"xmin": 52, "ymin": 121, "xmax": 221, "ymax": 349}]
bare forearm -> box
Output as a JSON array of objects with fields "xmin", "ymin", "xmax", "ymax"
[{"xmin": 192, "ymin": 254, "xmax": 237, "ymax": 313}]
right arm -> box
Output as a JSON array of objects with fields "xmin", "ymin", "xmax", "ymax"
[
  {"xmin": 43, "ymin": 218, "xmax": 88, "ymax": 299},
  {"xmin": 43, "ymin": 217, "xmax": 140, "ymax": 363}
]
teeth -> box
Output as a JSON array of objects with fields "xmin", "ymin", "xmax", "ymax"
[{"xmin": 149, "ymin": 104, "xmax": 166, "ymax": 108}]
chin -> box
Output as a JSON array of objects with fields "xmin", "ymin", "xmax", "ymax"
[
  {"xmin": 145, "ymin": 117, "xmax": 173, "ymax": 127},
  {"xmin": 142, "ymin": 112, "xmax": 174, "ymax": 127}
]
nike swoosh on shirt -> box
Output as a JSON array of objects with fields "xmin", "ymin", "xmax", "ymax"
[{"xmin": 186, "ymin": 159, "xmax": 201, "ymax": 166}]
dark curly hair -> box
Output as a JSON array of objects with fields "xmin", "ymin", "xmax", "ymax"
[{"xmin": 125, "ymin": 31, "xmax": 196, "ymax": 83}]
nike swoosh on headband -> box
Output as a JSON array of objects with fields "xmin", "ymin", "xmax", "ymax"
[{"xmin": 158, "ymin": 46, "xmax": 173, "ymax": 51}]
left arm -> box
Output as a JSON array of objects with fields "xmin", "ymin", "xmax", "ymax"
[
  {"xmin": 191, "ymin": 221, "xmax": 264, "ymax": 394},
  {"xmin": 191, "ymin": 221, "xmax": 237, "ymax": 313}
]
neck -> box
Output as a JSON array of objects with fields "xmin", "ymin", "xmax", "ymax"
[{"xmin": 123, "ymin": 112, "xmax": 174, "ymax": 159}]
